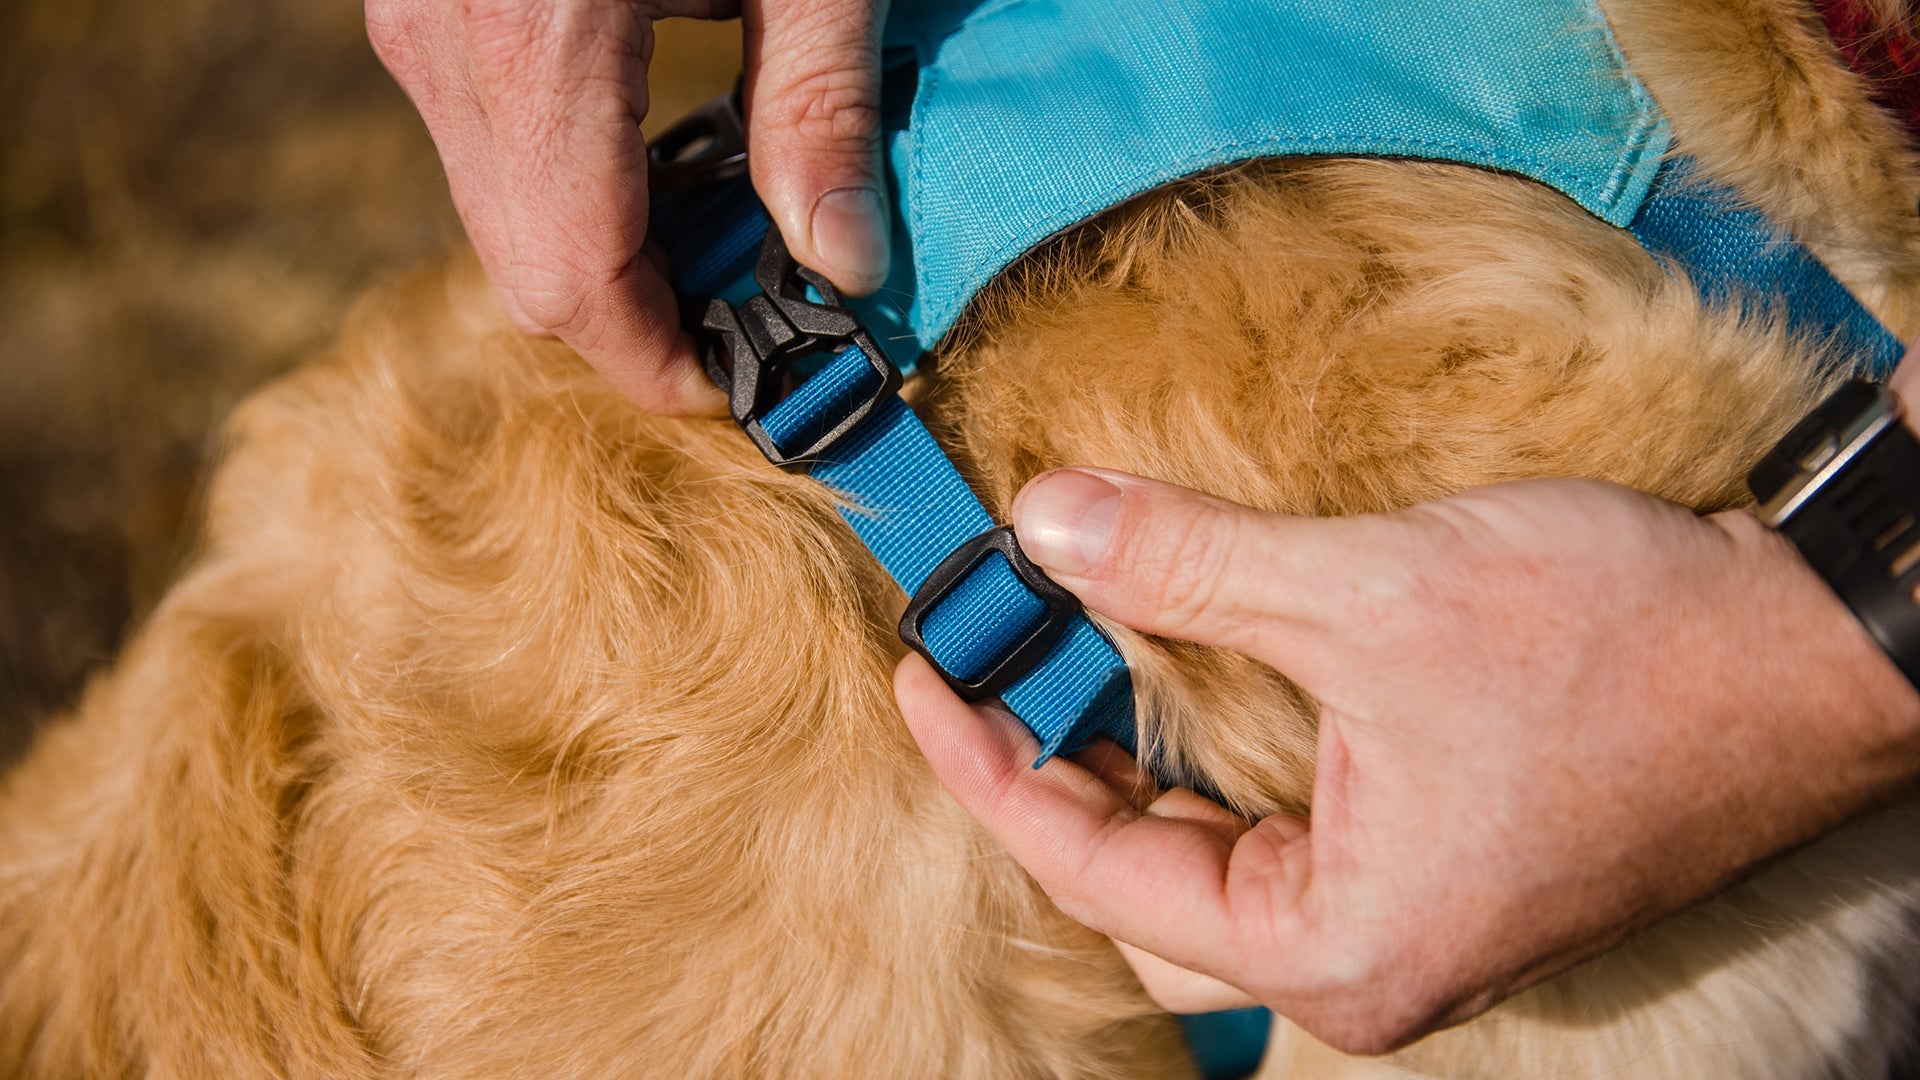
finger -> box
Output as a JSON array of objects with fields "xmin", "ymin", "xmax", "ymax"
[
  {"xmin": 1114, "ymin": 941, "xmax": 1261, "ymax": 1014},
  {"xmin": 466, "ymin": 0, "xmax": 724, "ymax": 414},
  {"xmin": 441, "ymin": 151, "xmax": 547, "ymax": 335},
  {"xmin": 741, "ymin": 0, "xmax": 892, "ymax": 294},
  {"xmin": 1146, "ymin": 787, "xmax": 1253, "ymax": 850},
  {"xmin": 519, "ymin": 252, "xmax": 725, "ymax": 412},
  {"xmin": 367, "ymin": 1, "xmax": 540, "ymax": 332},
  {"xmin": 1010, "ymin": 468, "xmax": 1386, "ymax": 663},
  {"xmin": 895, "ymin": 654, "xmax": 1311, "ymax": 980},
  {"xmin": 1065, "ymin": 745, "xmax": 1252, "ymax": 846}
]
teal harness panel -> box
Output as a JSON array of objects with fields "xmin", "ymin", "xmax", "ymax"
[{"xmin": 883, "ymin": 0, "xmax": 1672, "ymax": 347}]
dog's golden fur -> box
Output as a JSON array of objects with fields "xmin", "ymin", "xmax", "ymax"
[{"xmin": 5, "ymin": 0, "xmax": 1920, "ymax": 1076}]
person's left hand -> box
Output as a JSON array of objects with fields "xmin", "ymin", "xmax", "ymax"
[{"xmin": 367, "ymin": 0, "xmax": 892, "ymax": 414}]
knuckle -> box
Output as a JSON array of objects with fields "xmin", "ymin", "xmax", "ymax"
[
  {"xmin": 506, "ymin": 261, "xmax": 597, "ymax": 339},
  {"xmin": 1098, "ymin": 495, "xmax": 1259, "ymax": 638},
  {"xmin": 1044, "ymin": 885, "xmax": 1100, "ymax": 930},
  {"xmin": 460, "ymin": 5, "xmax": 650, "ymax": 162},
  {"xmin": 763, "ymin": 62, "xmax": 882, "ymax": 151},
  {"xmin": 1339, "ymin": 513, "xmax": 1446, "ymax": 633},
  {"xmin": 1307, "ymin": 935, "xmax": 1386, "ymax": 998},
  {"xmin": 1119, "ymin": 501, "xmax": 1247, "ymax": 637},
  {"xmin": 1345, "ymin": 552, "xmax": 1423, "ymax": 633}
]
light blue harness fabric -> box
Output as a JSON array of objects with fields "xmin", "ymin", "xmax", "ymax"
[{"xmin": 883, "ymin": 0, "xmax": 1673, "ymax": 347}]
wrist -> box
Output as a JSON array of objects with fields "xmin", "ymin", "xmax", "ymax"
[
  {"xmin": 1747, "ymin": 372, "xmax": 1920, "ymax": 717},
  {"xmin": 1735, "ymin": 357, "xmax": 1920, "ymax": 787},
  {"xmin": 1726, "ymin": 512, "xmax": 1920, "ymax": 767}
]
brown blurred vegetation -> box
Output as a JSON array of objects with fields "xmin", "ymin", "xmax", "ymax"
[{"xmin": 0, "ymin": 0, "xmax": 739, "ymax": 763}]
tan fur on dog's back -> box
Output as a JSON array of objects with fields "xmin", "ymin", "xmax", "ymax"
[{"xmin": 5, "ymin": 0, "xmax": 1920, "ymax": 1076}]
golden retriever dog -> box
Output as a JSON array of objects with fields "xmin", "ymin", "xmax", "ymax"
[{"xmin": 5, "ymin": 0, "xmax": 1920, "ymax": 1075}]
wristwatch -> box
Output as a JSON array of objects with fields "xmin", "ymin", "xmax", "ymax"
[{"xmin": 1747, "ymin": 378, "xmax": 1920, "ymax": 693}]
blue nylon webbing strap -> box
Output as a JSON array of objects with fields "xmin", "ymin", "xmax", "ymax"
[
  {"xmin": 649, "ymin": 173, "xmax": 772, "ymax": 308},
  {"xmin": 1630, "ymin": 159, "xmax": 1908, "ymax": 379},
  {"xmin": 759, "ymin": 345, "xmax": 1137, "ymax": 760},
  {"xmin": 921, "ymin": 553, "xmax": 1048, "ymax": 682}
]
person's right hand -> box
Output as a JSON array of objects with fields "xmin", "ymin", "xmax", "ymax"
[
  {"xmin": 366, "ymin": 0, "xmax": 892, "ymax": 413},
  {"xmin": 898, "ymin": 451, "xmax": 1920, "ymax": 1053}
]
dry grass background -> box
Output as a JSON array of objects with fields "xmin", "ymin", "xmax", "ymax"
[{"xmin": 0, "ymin": 0, "xmax": 740, "ymax": 764}]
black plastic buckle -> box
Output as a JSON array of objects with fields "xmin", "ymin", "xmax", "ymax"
[
  {"xmin": 697, "ymin": 229, "xmax": 902, "ymax": 470},
  {"xmin": 647, "ymin": 89, "xmax": 747, "ymax": 188},
  {"xmin": 899, "ymin": 525, "xmax": 1083, "ymax": 702}
]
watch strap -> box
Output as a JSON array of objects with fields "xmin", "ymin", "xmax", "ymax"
[{"xmin": 1751, "ymin": 380, "xmax": 1920, "ymax": 692}]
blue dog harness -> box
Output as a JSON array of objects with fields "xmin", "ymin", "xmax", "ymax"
[
  {"xmin": 648, "ymin": 3, "xmax": 1908, "ymax": 1074},
  {"xmin": 651, "ymin": 0, "xmax": 1905, "ymax": 776}
]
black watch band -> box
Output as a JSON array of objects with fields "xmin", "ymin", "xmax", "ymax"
[{"xmin": 1748, "ymin": 379, "xmax": 1920, "ymax": 693}]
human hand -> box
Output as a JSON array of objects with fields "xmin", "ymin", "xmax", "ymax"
[
  {"xmin": 896, "ymin": 465, "xmax": 1920, "ymax": 1053},
  {"xmin": 367, "ymin": 0, "xmax": 891, "ymax": 413}
]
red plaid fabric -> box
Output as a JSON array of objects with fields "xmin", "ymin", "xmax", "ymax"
[{"xmin": 1816, "ymin": 0, "xmax": 1920, "ymax": 141}]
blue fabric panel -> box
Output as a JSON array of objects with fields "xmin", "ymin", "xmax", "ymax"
[
  {"xmin": 886, "ymin": 0, "xmax": 1670, "ymax": 345},
  {"xmin": 1629, "ymin": 160, "xmax": 1908, "ymax": 378},
  {"xmin": 787, "ymin": 347, "xmax": 1135, "ymax": 760}
]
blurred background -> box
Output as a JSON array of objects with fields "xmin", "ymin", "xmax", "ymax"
[{"xmin": 0, "ymin": 0, "xmax": 739, "ymax": 765}]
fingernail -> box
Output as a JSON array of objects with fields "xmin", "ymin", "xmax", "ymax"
[
  {"xmin": 809, "ymin": 186, "xmax": 890, "ymax": 291},
  {"xmin": 1014, "ymin": 470, "xmax": 1123, "ymax": 576}
]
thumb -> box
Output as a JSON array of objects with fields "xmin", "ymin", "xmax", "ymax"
[
  {"xmin": 1011, "ymin": 469, "xmax": 1385, "ymax": 664},
  {"xmin": 894, "ymin": 652, "xmax": 1311, "ymax": 985},
  {"xmin": 741, "ymin": 0, "xmax": 892, "ymax": 294}
]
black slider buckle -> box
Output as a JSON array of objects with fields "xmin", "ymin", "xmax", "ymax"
[
  {"xmin": 899, "ymin": 525, "xmax": 1084, "ymax": 702},
  {"xmin": 697, "ymin": 229, "xmax": 902, "ymax": 470},
  {"xmin": 646, "ymin": 89, "xmax": 746, "ymax": 188}
]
